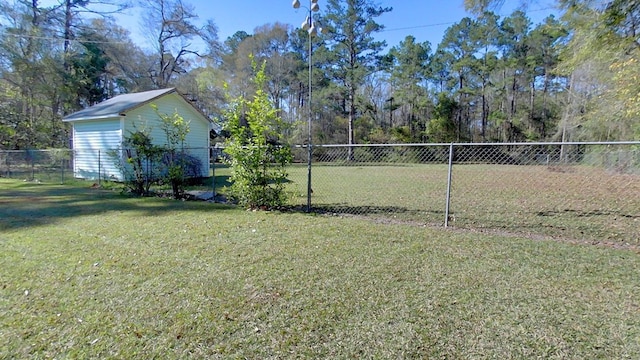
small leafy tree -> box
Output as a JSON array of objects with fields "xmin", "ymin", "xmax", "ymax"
[
  {"xmin": 112, "ymin": 109, "xmax": 200, "ymax": 198},
  {"xmin": 118, "ymin": 128, "xmax": 162, "ymax": 196},
  {"xmin": 153, "ymin": 104, "xmax": 191, "ymax": 199},
  {"xmin": 223, "ymin": 59, "xmax": 292, "ymax": 209}
]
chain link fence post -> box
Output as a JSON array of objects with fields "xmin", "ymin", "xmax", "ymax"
[
  {"xmin": 445, "ymin": 143, "xmax": 454, "ymax": 228},
  {"xmin": 307, "ymin": 143, "xmax": 312, "ymax": 213},
  {"xmin": 98, "ymin": 149, "xmax": 102, "ymax": 187}
]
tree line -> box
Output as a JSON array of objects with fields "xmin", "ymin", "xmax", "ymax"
[{"xmin": 1, "ymin": 0, "xmax": 638, "ymax": 150}]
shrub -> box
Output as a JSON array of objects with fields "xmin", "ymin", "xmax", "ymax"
[
  {"xmin": 115, "ymin": 130, "xmax": 162, "ymax": 196},
  {"xmin": 222, "ymin": 59, "xmax": 292, "ymax": 209},
  {"xmin": 111, "ymin": 108, "xmax": 195, "ymax": 198}
]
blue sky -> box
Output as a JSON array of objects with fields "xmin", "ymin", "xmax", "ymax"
[{"xmin": 119, "ymin": 0, "xmax": 557, "ymax": 51}]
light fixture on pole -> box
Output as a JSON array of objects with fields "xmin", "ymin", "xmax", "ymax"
[
  {"xmin": 293, "ymin": 0, "xmax": 322, "ymax": 213},
  {"xmin": 301, "ymin": 16, "xmax": 310, "ymax": 31}
]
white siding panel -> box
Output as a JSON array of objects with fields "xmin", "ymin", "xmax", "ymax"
[{"xmin": 72, "ymin": 118, "xmax": 123, "ymax": 180}]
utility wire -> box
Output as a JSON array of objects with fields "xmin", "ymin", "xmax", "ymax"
[
  {"xmin": 380, "ymin": 6, "xmax": 557, "ymax": 33},
  {"xmin": 2, "ymin": 7, "xmax": 558, "ymax": 44},
  {"xmin": 2, "ymin": 32, "xmax": 130, "ymax": 44}
]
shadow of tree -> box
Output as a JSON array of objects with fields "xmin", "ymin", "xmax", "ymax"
[
  {"xmin": 536, "ymin": 209, "xmax": 639, "ymax": 219},
  {"xmin": 285, "ymin": 203, "xmax": 445, "ymax": 225},
  {"xmin": 0, "ymin": 181, "xmax": 234, "ymax": 232}
]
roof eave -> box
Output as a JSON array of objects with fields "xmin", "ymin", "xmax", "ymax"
[{"xmin": 62, "ymin": 114, "xmax": 125, "ymax": 122}]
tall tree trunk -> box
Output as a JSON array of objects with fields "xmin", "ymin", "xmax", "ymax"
[
  {"xmin": 507, "ymin": 70, "xmax": 518, "ymax": 142},
  {"xmin": 64, "ymin": 0, "xmax": 72, "ymax": 72},
  {"xmin": 530, "ymin": 79, "xmax": 535, "ymax": 137},
  {"xmin": 481, "ymin": 78, "xmax": 487, "ymax": 141},
  {"xmin": 348, "ymin": 85, "xmax": 355, "ymax": 160},
  {"xmin": 458, "ymin": 74, "xmax": 464, "ymax": 141},
  {"xmin": 510, "ymin": 70, "xmax": 517, "ymax": 117},
  {"xmin": 347, "ymin": 49, "xmax": 356, "ymax": 160},
  {"xmin": 542, "ymin": 72, "xmax": 549, "ymax": 137}
]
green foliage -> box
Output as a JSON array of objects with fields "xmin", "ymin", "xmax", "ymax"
[
  {"xmin": 153, "ymin": 105, "xmax": 192, "ymax": 199},
  {"xmin": 322, "ymin": 0, "xmax": 392, "ymax": 146},
  {"xmin": 3, "ymin": 0, "xmax": 640, "ymax": 147},
  {"xmin": 390, "ymin": 126, "xmax": 413, "ymax": 143},
  {"xmin": 116, "ymin": 128, "xmax": 162, "ymax": 196},
  {"xmin": 426, "ymin": 93, "xmax": 458, "ymax": 142},
  {"xmin": 154, "ymin": 104, "xmax": 190, "ymax": 149},
  {"xmin": 0, "ymin": 118, "xmax": 17, "ymax": 149},
  {"xmin": 223, "ymin": 60, "xmax": 293, "ymax": 209},
  {"xmin": 65, "ymin": 36, "xmax": 111, "ymax": 108},
  {"xmin": 387, "ymin": 36, "xmax": 433, "ymax": 142},
  {"xmin": 112, "ymin": 107, "xmax": 199, "ymax": 198}
]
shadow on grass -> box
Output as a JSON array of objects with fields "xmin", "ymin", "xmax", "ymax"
[
  {"xmin": 536, "ymin": 208, "xmax": 639, "ymax": 219},
  {"xmin": 0, "ymin": 179, "xmax": 235, "ymax": 232},
  {"xmin": 453, "ymin": 208, "xmax": 640, "ymax": 244},
  {"xmin": 297, "ymin": 203, "xmax": 445, "ymax": 224}
]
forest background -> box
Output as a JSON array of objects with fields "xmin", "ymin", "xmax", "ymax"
[{"xmin": 1, "ymin": 0, "xmax": 639, "ymax": 150}]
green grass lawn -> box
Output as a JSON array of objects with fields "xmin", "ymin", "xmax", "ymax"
[
  {"xmin": 285, "ymin": 163, "xmax": 640, "ymax": 244},
  {"xmin": 7, "ymin": 160, "xmax": 639, "ymax": 243},
  {"xmin": 1, "ymin": 178, "xmax": 640, "ymax": 358}
]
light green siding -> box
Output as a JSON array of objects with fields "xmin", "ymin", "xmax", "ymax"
[
  {"xmin": 69, "ymin": 91, "xmax": 211, "ymax": 180},
  {"xmin": 123, "ymin": 93, "xmax": 210, "ymax": 177}
]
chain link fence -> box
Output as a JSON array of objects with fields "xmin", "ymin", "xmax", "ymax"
[
  {"xmin": 0, "ymin": 149, "xmax": 74, "ymax": 184},
  {"xmin": 2, "ymin": 142, "xmax": 639, "ymax": 243},
  {"xmin": 288, "ymin": 144, "xmax": 451, "ymax": 223},
  {"xmin": 288, "ymin": 142, "xmax": 640, "ymax": 244},
  {"xmin": 0, "ymin": 147, "xmax": 211, "ymax": 185}
]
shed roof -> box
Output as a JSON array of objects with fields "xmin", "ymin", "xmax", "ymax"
[{"xmin": 62, "ymin": 88, "xmax": 177, "ymax": 122}]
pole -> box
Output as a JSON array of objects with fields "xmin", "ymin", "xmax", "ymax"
[
  {"xmin": 30, "ymin": 150, "xmax": 35, "ymax": 181},
  {"xmin": 306, "ymin": 11, "xmax": 313, "ymax": 213},
  {"xmin": 212, "ymin": 148, "xmax": 217, "ymax": 199},
  {"xmin": 98, "ymin": 150, "xmax": 101, "ymax": 186},
  {"xmin": 293, "ymin": 0, "xmax": 319, "ymax": 212},
  {"xmin": 444, "ymin": 143, "xmax": 454, "ymax": 227}
]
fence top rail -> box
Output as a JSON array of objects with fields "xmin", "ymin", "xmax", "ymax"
[
  {"xmin": 0, "ymin": 149, "xmax": 74, "ymax": 153},
  {"xmin": 305, "ymin": 141, "xmax": 640, "ymax": 148},
  {"xmin": 0, "ymin": 147, "xmax": 213, "ymax": 153},
  {"xmin": 2, "ymin": 141, "xmax": 639, "ymax": 153}
]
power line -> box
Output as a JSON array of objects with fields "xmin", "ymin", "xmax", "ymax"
[
  {"xmin": 381, "ymin": 22, "xmax": 455, "ymax": 33},
  {"xmin": 380, "ymin": 6, "xmax": 557, "ymax": 34},
  {"xmin": 3, "ymin": 32, "xmax": 130, "ymax": 44},
  {"xmin": 3, "ymin": 6, "xmax": 558, "ymax": 45}
]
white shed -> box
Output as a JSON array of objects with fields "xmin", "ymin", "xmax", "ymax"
[{"xmin": 63, "ymin": 88, "xmax": 213, "ymax": 181}]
